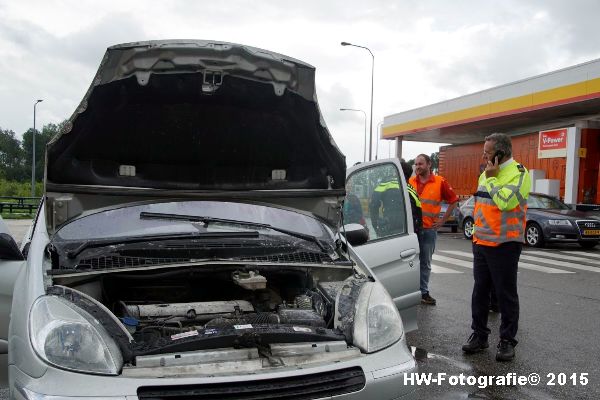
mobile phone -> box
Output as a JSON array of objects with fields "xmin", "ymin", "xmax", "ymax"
[{"xmin": 492, "ymin": 150, "xmax": 505, "ymax": 163}]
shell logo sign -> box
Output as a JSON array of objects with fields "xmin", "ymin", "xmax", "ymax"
[{"xmin": 538, "ymin": 128, "xmax": 568, "ymax": 158}]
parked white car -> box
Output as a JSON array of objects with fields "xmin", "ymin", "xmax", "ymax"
[{"xmin": 1, "ymin": 40, "xmax": 419, "ymax": 400}]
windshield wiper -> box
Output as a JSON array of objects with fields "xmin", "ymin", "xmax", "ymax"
[
  {"xmin": 65, "ymin": 231, "xmax": 259, "ymax": 259},
  {"xmin": 139, "ymin": 212, "xmax": 329, "ymax": 252}
]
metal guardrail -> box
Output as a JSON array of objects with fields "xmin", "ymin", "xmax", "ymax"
[{"xmin": 0, "ymin": 196, "xmax": 41, "ymax": 214}]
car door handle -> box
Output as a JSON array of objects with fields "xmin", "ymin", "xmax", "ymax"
[{"xmin": 400, "ymin": 249, "xmax": 417, "ymax": 259}]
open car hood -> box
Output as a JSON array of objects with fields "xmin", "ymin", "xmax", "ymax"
[{"xmin": 44, "ymin": 40, "xmax": 346, "ymax": 232}]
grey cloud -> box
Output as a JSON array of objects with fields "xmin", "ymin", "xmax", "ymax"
[
  {"xmin": 0, "ymin": 12, "xmax": 148, "ymax": 135},
  {"xmin": 53, "ymin": 13, "xmax": 147, "ymax": 69},
  {"xmin": 316, "ymin": 82, "xmax": 359, "ymax": 127},
  {"xmin": 407, "ymin": 1, "xmax": 600, "ymax": 100},
  {"xmin": 168, "ymin": 0, "xmax": 418, "ymax": 26}
]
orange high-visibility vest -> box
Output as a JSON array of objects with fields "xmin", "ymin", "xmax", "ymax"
[
  {"xmin": 409, "ymin": 175, "xmax": 443, "ymax": 229},
  {"xmin": 472, "ymin": 161, "xmax": 530, "ymax": 247}
]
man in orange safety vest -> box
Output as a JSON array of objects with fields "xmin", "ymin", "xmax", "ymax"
[{"xmin": 409, "ymin": 154, "xmax": 459, "ymax": 306}]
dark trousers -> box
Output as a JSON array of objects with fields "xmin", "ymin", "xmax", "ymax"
[{"xmin": 471, "ymin": 242, "xmax": 521, "ymax": 344}]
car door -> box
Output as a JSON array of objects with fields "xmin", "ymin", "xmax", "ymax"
[
  {"xmin": 0, "ymin": 217, "xmax": 26, "ymax": 384},
  {"xmin": 345, "ymin": 158, "xmax": 420, "ymax": 332}
]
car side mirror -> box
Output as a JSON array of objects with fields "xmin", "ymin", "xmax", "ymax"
[
  {"xmin": 342, "ymin": 223, "xmax": 369, "ymax": 246},
  {"xmin": 0, "ymin": 232, "xmax": 24, "ymax": 260}
]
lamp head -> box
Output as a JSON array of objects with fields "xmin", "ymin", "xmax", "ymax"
[{"xmin": 340, "ymin": 42, "xmax": 351, "ymax": 46}]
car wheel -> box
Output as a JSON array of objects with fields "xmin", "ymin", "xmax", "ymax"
[
  {"xmin": 579, "ymin": 241, "xmax": 598, "ymax": 249},
  {"xmin": 462, "ymin": 217, "xmax": 474, "ymax": 239},
  {"xmin": 525, "ymin": 222, "xmax": 545, "ymax": 247}
]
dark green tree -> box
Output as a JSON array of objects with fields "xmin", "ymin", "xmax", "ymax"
[
  {"xmin": 21, "ymin": 122, "xmax": 64, "ymax": 182},
  {"xmin": 0, "ymin": 127, "xmax": 27, "ymax": 181}
]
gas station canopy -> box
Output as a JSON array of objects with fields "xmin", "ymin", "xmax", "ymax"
[{"xmin": 382, "ymin": 58, "xmax": 600, "ymax": 144}]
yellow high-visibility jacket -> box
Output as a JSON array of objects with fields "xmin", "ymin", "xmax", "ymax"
[{"xmin": 473, "ymin": 160, "xmax": 531, "ymax": 247}]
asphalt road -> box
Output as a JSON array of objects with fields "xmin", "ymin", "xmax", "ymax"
[
  {"xmin": 407, "ymin": 229, "xmax": 600, "ymax": 400},
  {"xmin": 2, "ymin": 222, "xmax": 599, "ymax": 399},
  {"xmin": 2, "ymin": 218, "xmax": 31, "ymax": 245}
]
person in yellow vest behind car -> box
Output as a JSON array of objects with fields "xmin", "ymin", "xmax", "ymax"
[
  {"xmin": 409, "ymin": 154, "xmax": 459, "ymax": 305},
  {"xmin": 462, "ymin": 133, "xmax": 530, "ymax": 362}
]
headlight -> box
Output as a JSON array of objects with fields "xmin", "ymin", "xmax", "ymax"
[
  {"xmin": 29, "ymin": 296, "xmax": 123, "ymax": 375},
  {"xmin": 353, "ymin": 282, "xmax": 404, "ymax": 353},
  {"xmin": 548, "ymin": 220, "xmax": 571, "ymax": 226}
]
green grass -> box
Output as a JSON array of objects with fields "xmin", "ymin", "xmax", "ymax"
[{"xmin": 1, "ymin": 212, "xmax": 35, "ymax": 219}]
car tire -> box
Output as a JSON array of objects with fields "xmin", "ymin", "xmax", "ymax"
[
  {"xmin": 462, "ymin": 217, "xmax": 474, "ymax": 240},
  {"xmin": 525, "ymin": 222, "xmax": 545, "ymax": 248},
  {"xmin": 579, "ymin": 241, "xmax": 598, "ymax": 249}
]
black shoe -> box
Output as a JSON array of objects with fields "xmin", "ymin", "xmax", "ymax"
[
  {"xmin": 462, "ymin": 333, "xmax": 489, "ymax": 353},
  {"xmin": 496, "ymin": 339, "xmax": 515, "ymax": 361},
  {"xmin": 421, "ymin": 293, "xmax": 437, "ymax": 305}
]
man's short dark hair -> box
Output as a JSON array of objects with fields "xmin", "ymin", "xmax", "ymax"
[
  {"xmin": 485, "ymin": 133, "xmax": 512, "ymax": 158},
  {"xmin": 416, "ymin": 153, "xmax": 431, "ymax": 164}
]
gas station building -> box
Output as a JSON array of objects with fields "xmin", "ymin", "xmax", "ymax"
[{"xmin": 382, "ymin": 58, "xmax": 600, "ymax": 205}]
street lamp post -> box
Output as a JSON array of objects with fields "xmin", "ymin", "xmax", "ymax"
[
  {"xmin": 341, "ymin": 41, "xmax": 374, "ymax": 161},
  {"xmin": 32, "ymin": 99, "xmax": 43, "ymax": 197},
  {"xmin": 340, "ymin": 108, "xmax": 367, "ymax": 162}
]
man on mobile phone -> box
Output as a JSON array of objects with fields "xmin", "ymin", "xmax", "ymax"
[
  {"xmin": 462, "ymin": 133, "xmax": 530, "ymax": 362},
  {"xmin": 409, "ymin": 154, "xmax": 459, "ymax": 305}
]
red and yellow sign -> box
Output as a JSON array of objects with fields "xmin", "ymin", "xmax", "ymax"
[{"xmin": 538, "ymin": 128, "xmax": 568, "ymax": 158}]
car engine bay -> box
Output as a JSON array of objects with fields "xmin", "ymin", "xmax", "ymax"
[{"xmin": 48, "ymin": 262, "xmax": 369, "ymax": 370}]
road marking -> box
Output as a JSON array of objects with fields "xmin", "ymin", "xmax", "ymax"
[
  {"xmin": 433, "ymin": 254, "xmax": 473, "ymax": 269},
  {"xmin": 431, "ymin": 264, "xmax": 463, "ymax": 274},
  {"xmin": 518, "ymin": 253, "xmax": 600, "ymax": 273},
  {"xmin": 439, "ymin": 250, "xmax": 574, "ymax": 274},
  {"xmin": 525, "ymin": 250, "xmax": 600, "ymax": 265},
  {"xmin": 558, "ymin": 250, "xmax": 600, "ymax": 260}
]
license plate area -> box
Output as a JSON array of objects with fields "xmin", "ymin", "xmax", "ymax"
[{"xmin": 582, "ymin": 229, "xmax": 600, "ymax": 236}]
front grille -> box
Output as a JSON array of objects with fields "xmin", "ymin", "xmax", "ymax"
[
  {"xmin": 76, "ymin": 252, "xmax": 332, "ymax": 270},
  {"xmin": 576, "ymin": 220, "xmax": 600, "ymax": 238},
  {"xmin": 137, "ymin": 367, "xmax": 365, "ymax": 400}
]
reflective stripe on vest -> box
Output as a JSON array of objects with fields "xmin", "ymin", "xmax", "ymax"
[
  {"xmin": 407, "ymin": 184, "xmax": 421, "ymax": 208},
  {"xmin": 473, "ymin": 162, "xmax": 529, "ymax": 247},
  {"xmin": 374, "ymin": 180, "xmax": 400, "ymax": 192},
  {"xmin": 409, "ymin": 175, "xmax": 443, "ymax": 228}
]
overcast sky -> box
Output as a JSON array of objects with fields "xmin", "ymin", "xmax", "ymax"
[{"xmin": 1, "ymin": 0, "xmax": 600, "ymax": 165}]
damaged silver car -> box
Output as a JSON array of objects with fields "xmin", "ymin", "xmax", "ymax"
[{"xmin": 0, "ymin": 40, "xmax": 419, "ymax": 399}]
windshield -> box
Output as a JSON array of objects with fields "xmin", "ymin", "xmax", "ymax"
[
  {"xmin": 527, "ymin": 194, "xmax": 570, "ymax": 210},
  {"xmin": 55, "ymin": 201, "xmax": 331, "ymax": 242}
]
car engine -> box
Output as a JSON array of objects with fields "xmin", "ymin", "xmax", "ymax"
[{"xmin": 50, "ymin": 263, "xmax": 363, "ymax": 359}]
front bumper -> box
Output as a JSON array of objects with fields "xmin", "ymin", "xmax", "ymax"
[
  {"xmin": 10, "ymin": 340, "xmax": 417, "ymax": 400},
  {"xmin": 542, "ymin": 223, "xmax": 600, "ymax": 242}
]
